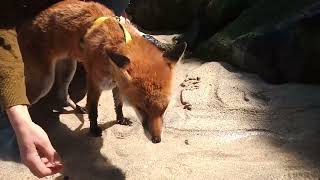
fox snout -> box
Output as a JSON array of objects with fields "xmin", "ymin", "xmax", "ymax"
[{"xmin": 148, "ymin": 116, "xmax": 163, "ymax": 143}]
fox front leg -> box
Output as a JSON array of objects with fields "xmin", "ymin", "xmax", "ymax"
[
  {"xmin": 112, "ymin": 87, "xmax": 132, "ymax": 126},
  {"xmin": 86, "ymin": 81, "xmax": 103, "ymax": 136}
]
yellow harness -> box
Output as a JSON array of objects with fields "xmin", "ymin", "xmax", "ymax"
[{"xmin": 86, "ymin": 16, "xmax": 132, "ymax": 43}]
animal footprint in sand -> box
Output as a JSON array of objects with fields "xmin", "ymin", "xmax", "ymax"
[
  {"xmin": 179, "ymin": 76, "xmax": 201, "ymax": 110},
  {"xmin": 180, "ymin": 76, "xmax": 201, "ymax": 90}
]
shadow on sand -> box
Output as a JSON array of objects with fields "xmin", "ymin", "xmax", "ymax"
[{"xmin": 28, "ymin": 97, "xmax": 125, "ymax": 180}]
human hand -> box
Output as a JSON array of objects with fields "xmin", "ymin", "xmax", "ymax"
[{"xmin": 7, "ymin": 105, "xmax": 63, "ymax": 178}]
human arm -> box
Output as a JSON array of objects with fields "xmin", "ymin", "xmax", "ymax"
[
  {"xmin": 7, "ymin": 105, "xmax": 63, "ymax": 178},
  {"xmin": 0, "ymin": 29, "xmax": 62, "ymax": 178}
]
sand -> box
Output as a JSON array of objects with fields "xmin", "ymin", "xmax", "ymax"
[{"xmin": 0, "ymin": 36, "xmax": 320, "ymax": 179}]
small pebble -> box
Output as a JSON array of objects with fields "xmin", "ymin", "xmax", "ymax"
[
  {"xmin": 197, "ymin": 77, "xmax": 201, "ymax": 81},
  {"xmin": 180, "ymin": 83, "xmax": 186, "ymax": 87},
  {"xmin": 185, "ymin": 139, "xmax": 189, "ymax": 145}
]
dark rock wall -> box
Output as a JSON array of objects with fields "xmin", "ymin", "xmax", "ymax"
[{"xmin": 127, "ymin": 0, "xmax": 320, "ymax": 83}]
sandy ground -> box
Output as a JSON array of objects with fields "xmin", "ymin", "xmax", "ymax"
[{"xmin": 1, "ymin": 36, "xmax": 320, "ymax": 180}]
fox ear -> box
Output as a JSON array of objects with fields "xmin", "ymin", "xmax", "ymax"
[
  {"xmin": 163, "ymin": 42, "xmax": 187, "ymax": 65},
  {"xmin": 108, "ymin": 52, "xmax": 132, "ymax": 82},
  {"xmin": 108, "ymin": 52, "xmax": 130, "ymax": 68}
]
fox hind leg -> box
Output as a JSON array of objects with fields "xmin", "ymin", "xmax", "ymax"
[
  {"xmin": 55, "ymin": 59, "xmax": 87, "ymax": 113},
  {"xmin": 25, "ymin": 61, "xmax": 56, "ymax": 105}
]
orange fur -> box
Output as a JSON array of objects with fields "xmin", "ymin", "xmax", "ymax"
[{"xmin": 17, "ymin": 0, "xmax": 185, "ymax": 143}]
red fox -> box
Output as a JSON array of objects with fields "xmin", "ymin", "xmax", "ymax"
[{"xmin": 17, "ymin": 0, "xmax": 186, "ymax": 143}]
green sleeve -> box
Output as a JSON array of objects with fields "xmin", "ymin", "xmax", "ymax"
[{"xmin": 0, "ymin": 29, "xmax": 30, "ymax": 111}]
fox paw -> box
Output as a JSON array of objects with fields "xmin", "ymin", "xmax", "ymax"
[
  {"xmin": 89, "ymin": 126, "xmax": 102, "ymax": 137},
  {"xmin": 117, "ymin": 117, "xmax": 133, "ymax": 126}
]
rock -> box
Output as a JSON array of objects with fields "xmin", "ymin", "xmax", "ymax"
[
  {"xmin": 195, "ymin": 0, "xmax": 320, "ymax": 83},
  {"xmin": 127, "ymin": 0, "xmax": 204, "ymax": 31},
  {"xmin": 198, "ymin": 0, "xmax": 260, "ymax": 39},
  {"xmin": 184, "ymin": 139, "xmax": 189, "ymax": 145},
  {"xmin": 129, "ymin": 0, "xmax": 320, "ymax": 83},
  {"xmin": 127, "ymin": 0, "xmax": 257, "ymax": 32}
]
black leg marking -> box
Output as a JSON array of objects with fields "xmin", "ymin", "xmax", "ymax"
[{"xmin": 112, "ymin": 87, "xmax": 133, "ymax": 126}]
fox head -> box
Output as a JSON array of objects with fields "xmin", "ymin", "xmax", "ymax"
[{"xmin": 108, "ymin": 39, "xmax": 186, "ymax": 143}]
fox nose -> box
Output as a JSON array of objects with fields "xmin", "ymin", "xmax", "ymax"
[{"xmin": 151, "ymin": 136, "xmax": 161, "ymax": 143}]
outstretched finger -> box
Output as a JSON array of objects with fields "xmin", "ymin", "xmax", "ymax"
[
  {"xmin": 36, "ymin": 140, "xmax": 62, "ymax": 165},
  {"xmin": 41, "ymin": 157, "xmax": 63, "ymax": 174},
  {"xmin": 23, "ymin": 153, "xmax": 54, "ymax": 178},
  {"xmin": 37, "ymin": 142, "xmax": 63, "ymax": 173},
  {"xmin": 41, "ymin": 157, "xmax": 54, "ymax": 168}
]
